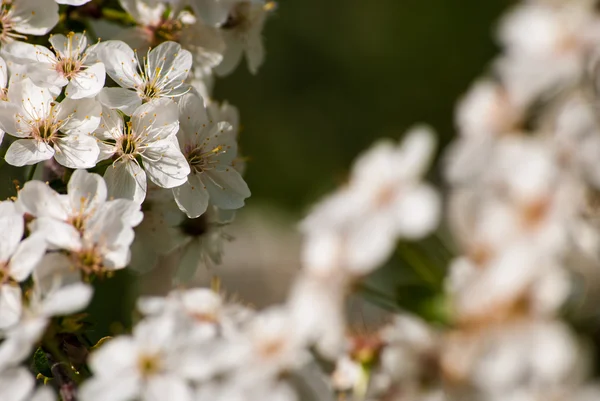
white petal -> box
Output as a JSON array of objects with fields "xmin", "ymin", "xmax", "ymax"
[
  {"xmin": 97, "ymin": 87, "xmax": 141, "ymax": 115},
  {"xmin": 173, "ymin": 174, "xmax": 210, "ymax": 218},
  {"xmin": 0, "ymin": 102, "xmax": 23, "ymax": 135},
  {"xmin": 49, "ymin": 33, "xmax": 87, "ymax": 60},
  {"xmin": 104, "ymin": 160, "xmax": 147, "ymax": 203},
  {"xmin": 0, "ymin": 56, "xmax": 8, "ymax": 88},
  {"xmin": 27, "ymin": 62, "xmax": 68, "ymax": 88},
  {"xmin": 144, "ymin": 375, "xmax": 193, "ymax": 401},
  {"xmin": 5, "ymin": 139, "xmax": 54, "ymax": 166},
  {"xmin": 100, "ymin": 198, "xmax": 143, "ymax": 227},
  {"xmin": 0, "ymin": 285, "xmax": 22, "ymax": 330},
  {"xmin": 30, "ymin": 218, "xmax": 81, "ymax": 251},
  {"xmin": 87, "ymin": 336, "xmax": 138, "ymax": 376},
  {"xmin": 394, "ymin": 184, "xmax": 440, "ymax": 239},
  {"xmin": 17, "ymin": 180, "xmax": 67, "ymax": 220},
  {"xmin": 0, "ymin": 211, "xmax": 23, "ymax": 263},
  {"xmin": 79, "ymin": 377, "xmax": 140, "ymax": 401},
  {"xmin": 215, "ymin": 41, "xmax": 244, "ymax": 76},
  {"xmin": 0, "ymin": 367, "xmax": 34, "ymax": 401},
  {"xmin": 93, "ymin": 106, "xmax": 124, "ymax": 141},
  {"xmin": 68, "ymin": 169, "xmax": 108, "ymax": 217},
  {"xmin": 142, "ymin": 139, "xmax": 190, "ymax": 188},
  {"xmin": 245, "ymin": 32, "xmax": 265, "ymax": 74},
  {"xmin": 30, "ymin": 387, "xmax": 57, "ymax": 401},
  {"xmin": 53, "ymin": 133, "xmax": 100, "ymax": 169},
  {"xmin": 8, "ymin": 233, "xmax": 47, "ymax": 282},
  {"xmin": 396, "ymin": 125, "xmax": 437, "ymax": 179},
  {"xmin": 147, "ymin": 41, "xmax": 192, "ymax": 90},
  {"xmin": 41, "ymin": 281, "xmax": 93, "ymax": 317},
  {"xmin": 132, "ymin": 98, "xmax": 179, "ymax": 142},
  {"xmin": 177, "ymin": 92, "xmax": 209, "ymax": 138},
  {"xmin": 56, "ymin": 97, "xmax": 102, "ymax": 136},
  {"xmin": 93, "ymin": 41, "xmax": 141, "ymax": 89},
  {"xmin": 11, "ymin": 0, "xmax": 59, "ymax": 35},
  {"xmin": 2, "ymin": 41, "xmax": 55, "ymax": 65},
  {"xmin": 202, "ymin": 169, "xmax": 251, "ymax": 210},
  {"xmin": 174, "ymin": 240, "xmax": 203, "ymax": 284},
  {"xmin": 66, "ymin": 62, "xmax": 106, "ymax": 99},
  {"xmin": 9, "ymin": 78, "xmax": 53, "ymax": 120}
]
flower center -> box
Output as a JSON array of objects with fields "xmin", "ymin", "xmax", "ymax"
[
  {"xmin": 0, "ymin": 4, "xmax": 26, "ymax": 44},
  {"xmin": 147, "ymin": 18, "xmax": 183, "ymax": 47},
  {"xmin": 117, "ymin": 123, "xmax": 139, "ymax": 158},
  {"xmin": 58, "ymin": 59, "xmax": 81, "ymax": 79},
  {"xmin": 179, "ymin": 214, "xmax": 208, "ymax": 238},
  {"xmin": 138, "ymin": 353, "xmax": 162, "ymax": 377},
  {"xmin": 222, "ymin": 2, "xmax": 252, "ymax": 30},
  {"xmin": 142, "ymin": 82, "xmax": 161, "ymax": 101},
  {"xmin": 72, "ymin": 247, "xmax": 105, "ymax": 276},
  {"xmin": 186, "ymin": 144, "xmax": 226, "ymax": 173}
]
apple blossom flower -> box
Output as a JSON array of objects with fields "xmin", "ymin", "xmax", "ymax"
[
  {"xmin": 3, "ymin": 32, "xmax": 106, "ymax": 99},
  {"xmin": 93, "ymin": 99, "xmax": 189, "ymax": 203},
  {"xmin": 94, "ymin": 40, "xmax": 193, "ymax": 115},
  {"xmin": 0, "ymin": 78, "xmax": 101, "ymax": 167},
  {"xmin": 79, "ymin": 314, "xmax": 206, "ymax": 401},
  {"xmin": 18, "ymin": 171, "xmax": 143, "ymax": 275},
  {"xmin": 0, "ymin": 0, "xmax": 59, "ymax": 46},
  {"xmin": 301, "ymin": 126, "xmax": 440, "ymax": 275},
  {"xmin": 173, "ymin": 93, "xmax": 250, "ymax": 218}
]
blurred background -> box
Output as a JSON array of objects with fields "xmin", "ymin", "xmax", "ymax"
[{"xmin": 0, "ymin": 0, "xmax": 513, "ymax": 338}]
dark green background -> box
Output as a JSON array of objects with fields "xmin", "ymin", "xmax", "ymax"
[{"xmin": 216, "ymin": 0, "xmax": 509, "ymax": 214}]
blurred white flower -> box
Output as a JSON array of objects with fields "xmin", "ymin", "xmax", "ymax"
[
  {"xmin": 496, "ymin": 1, "xmax": 600, "ymax": 107},
  {"xmin": 301, "ymin": 126, "xmax": 440, "ymax": 275},
  {"xmin": 80, "ymin": 315, "xmax": 202, "ymax": 401}
]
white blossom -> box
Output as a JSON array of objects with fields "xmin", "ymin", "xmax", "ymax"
[
  {"xmin": 173, "ymin": 93, "xmax": 250, "ymax": 218},
  {"xmin": 3, "ymin": 32, "xmax": 106, "ymax": 98},
  {"xmin": 0, "ymin": 78, "xmax": 101, "ymax": 167},
  {"xmin": 94, "ymin": 40, "xmax": 192, "ymax": 114},
  {"xmin": 94, "ymin": 99, "xmax": 190, "ymax": 203}
]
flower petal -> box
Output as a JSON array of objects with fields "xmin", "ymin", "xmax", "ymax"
[
  {"xmin": 104, "ymin": 160, "xmax": 147, "ymax": 203},
  {"xmin": 8, "ymin": 233, "xmax": 47, "ymax": 282},
  {"xmin": 56, "ymin": 97, "xmax": 102, "ymax": 136},
  {"xmin": 142, "ymin": 138, "xmax": 190, "ymax": 188},
  {"xmin": 202, "ymin": 169, "xmax": 250, "ymax": 210},
  {"xmin": 66, "ymin": 62, "xmax": 106, "ymax": 99},
  {"xmin": 173, "ymin": 174, "xmax": 210, "ymax": 218},
  {"xmin": 132, "ymin": 98, "xmax": 179, "ymax": 142},
  {"xmin": 17, "ymin": 181, "xmax": 68, "ymax": 220},
  {"xmin": 5, "ymin": 139, "xmax": 54, "ymax": 166},
  {"xmin": 68, "ymin": 169, "xmax": 108, "ymax": 216},
  {"xmin": 97, "ymin": 87, "xmax": 141, "ymax": 115},
  {"xmin": 53, "ymin": 133, "xmax": 100, "ymax": 169},
  {"xmin": 11, "ymin": 0, "xmax": 59, "ymax": 35}
]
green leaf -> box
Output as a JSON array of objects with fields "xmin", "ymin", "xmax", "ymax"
[{"xmin": 33, "ymin": 348, "xmax": 53, "ymax": 378}]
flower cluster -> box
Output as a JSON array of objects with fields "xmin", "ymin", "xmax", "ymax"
[{"xmin": 4, "ymin": 0, "xmax": 600, "ymax": 401}]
